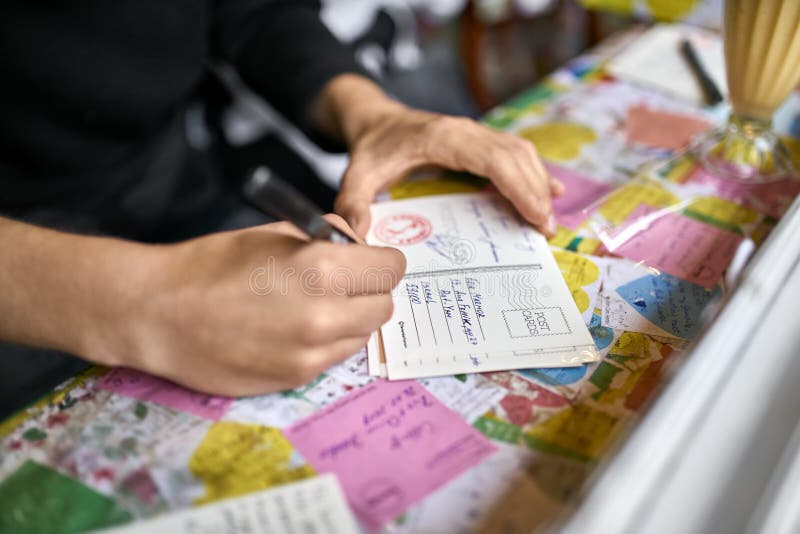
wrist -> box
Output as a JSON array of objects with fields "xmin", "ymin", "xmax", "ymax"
[
  {"xmin": 314, "ymin": 74, "xmax": 407, "ymax": 146},
  {"xmin": 73, "ymin": 238, "xmax": 166, "ymax": 370}
]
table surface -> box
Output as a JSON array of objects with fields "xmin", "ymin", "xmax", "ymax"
[{"xmin": 2, "ymin": 27, "xmax": 799, "ymax": 533}]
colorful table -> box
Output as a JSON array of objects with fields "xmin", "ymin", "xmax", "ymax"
[{"xmin": 2, "ymin": 27, "xmax": 799, "ymax": 533}]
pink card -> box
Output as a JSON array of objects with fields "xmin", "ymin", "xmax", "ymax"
[
  {"xmin": 609, "ymin": 206, "xmax": 743, "ymax": 288},
  {"xmin": 546, "ymin": 163, "xmax": 615, "ymax": 230},
  {"xmin": 285, "ymin": 380, "xmax": 496, "ymax": 529},
  {"xmin": 97, "ymin": 368, "xmax": 233, "ymax": 420},
  {"xmin": 626, "ymin": 105, "xmax": 711, "ymax": 150},
  {"xmin": 685, "ymin": 166, "xmax": 800, "ymax": 219}
]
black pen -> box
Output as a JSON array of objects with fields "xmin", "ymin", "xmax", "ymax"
[
  {"xmin": 680, "ymin": 38, "xmax": 724, "ymax": 106},
  {"xmin": 242, "ymin": 166, "xmax": 356, "ymax": 244}
]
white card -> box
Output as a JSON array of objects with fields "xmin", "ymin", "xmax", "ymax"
[
  {"xmin": 606, "ymin": 23, "xmax": 727, "ymax": 106},
  {"xmin": 367, "ymin": 193, "xmax": 597, "ymax": 379},
  {"xmin": 97, "ymin": 474, "xmax": 358, "ymax": 534}
]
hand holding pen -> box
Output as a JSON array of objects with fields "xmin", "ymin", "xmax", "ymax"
[{"xmin": 243, "ymin": 166, "xmax": 357, "ymax": 244}]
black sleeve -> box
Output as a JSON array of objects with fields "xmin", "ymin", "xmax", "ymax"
[{"xmin": 211, "ymin": 0, "xmax": 368, "ymax": 142}]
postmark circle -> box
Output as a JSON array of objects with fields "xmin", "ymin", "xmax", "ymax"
[{"xmin": 374, "ymin": 213, "xmax": 432, "ymax": 246}]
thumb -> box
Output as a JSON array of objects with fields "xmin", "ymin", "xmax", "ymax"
[{"xmin": 335, "ymin": 175, "xmax": 374, "ymax": 239}]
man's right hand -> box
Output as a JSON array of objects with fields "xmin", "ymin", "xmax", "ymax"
[{"xmin": 0, "ymin": 215, "xmax": 405, "ymax": 397}]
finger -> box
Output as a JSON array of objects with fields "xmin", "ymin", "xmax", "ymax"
[
  {"xmin": 254, "ymin": 220, "xmax": 312, "ymax": 241},
  {"xmin": 550, "ymin": 177, "xmax": 566, "ymax": 197},
  {"xmin": 335, "ymin": 162, "xmax": 378, "ymax": 238},
  {"xmin": 423, "ymin": 119, "xmax": 555, "ymax": 235},
  {"xmin": 320, "ymin": 335, "xmax": 373, "ymax": 367},
  {"xmin": 321, "ymin": 213, "xmax": 364, "ymax": 244},
  {"xmin": 322, "ymin": 244, "xmax": 406, "ymax": 295},
  {"xmin": 501, "ymin": 136, "xmax": 559, "ymax": 237},
  {"xmin": 328, "ymin": 294, "xmax": 395, "ymax": 336},
  {"xmin": 485, "ymin": 146, "xmax": 554, "ymax": 234},
  {"xmin": 512, "ymin": 135, "xmax": 556, "ymax": 211}
]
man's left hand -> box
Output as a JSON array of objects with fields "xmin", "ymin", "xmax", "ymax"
[{"xmin": 313, "ymin": 74, "xmax": 564, "ymax": 239}]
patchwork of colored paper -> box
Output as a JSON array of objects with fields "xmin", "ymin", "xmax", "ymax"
[
  {"xmin": 285, "ymin": 380, "xmax": 496, "ymax": 529},
  {"xmin": 608, "ymin": 208, "xmax": 743, "ymax": 288},
  {"xmin": 546, "ymin": 164, "xmax": 615, "ymax": 229}
]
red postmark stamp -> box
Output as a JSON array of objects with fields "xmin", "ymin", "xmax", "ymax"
[{"xmin": 374, "ymin": 213, "xmax": 432, "ymax": 246}]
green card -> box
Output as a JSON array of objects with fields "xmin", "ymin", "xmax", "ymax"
[{"xmin": 0, "ymin": 460, "xmax": 132, "ymax": 533}]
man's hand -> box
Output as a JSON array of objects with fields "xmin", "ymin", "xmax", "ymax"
[
  {"xmin": 0, "ymin": 216, "xmax": 405, "ymax": 397},
  {"xmin": 121, "ymin": 216, "xmax": 405, "ymax": 395},
  {"xmin": 312, "ymin": 75, "xmax": 564, "ymax": 238}
]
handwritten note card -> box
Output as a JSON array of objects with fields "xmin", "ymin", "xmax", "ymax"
[
  {"xmin": 606, "ymin": 23, "xmax": 727, "ymax": 105},
  {"xmin": 600, "ymin": 257, "xmax": 720, "ymax": 339},
  {"xmin": 100, "ymin": 474, "xmax": 358, "ymax": 534},
  {"xmin": 607, "ymin": 207, "xmax": 743, "ymax": 288},
  {"xmin": 97, "ymin": 368, "xmax": 233, "ymax": 421},
  {"xmin": 613, "ymin": 271, "xmax": 720, "ymax": 339},
  {"xmin": 545, "ymin": 163, "xmax": 615, "ymax": 230},
  {"xmin": 285, "ymin": 380, "xmax": 497, "ymax": 529}
]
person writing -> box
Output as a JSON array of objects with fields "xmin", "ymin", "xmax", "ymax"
[{"xmin": 0, "ymin": 1, "xmax": 561, "ymax": 406}]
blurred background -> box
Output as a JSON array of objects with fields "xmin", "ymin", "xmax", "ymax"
[{"xmin": 219, "ymin": 0, "xmax": 723, "ymax": 189}]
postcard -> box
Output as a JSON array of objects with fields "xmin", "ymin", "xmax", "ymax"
[{"xmin": 366, "ymin": 193, "xmax": 597, "ymax": 379}]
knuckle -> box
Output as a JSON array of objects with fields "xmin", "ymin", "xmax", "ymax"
[
  {"xmin": 515, "ymin": 134, "xmax": 537, "ymax": 152},
  {"xmin": 300, "ymin": 313, "xmax": 337, "ymax": 345},
  {"xmin": 483, "ymin": 159, "xmax": 506, "ymax": 179},
  {"xmin": 511, "ymin": 138, "xmax": 538, "ymax": 159},
  {"xmin": 313, "ymin": 254, "xmax": 338, "ymax": 278}
]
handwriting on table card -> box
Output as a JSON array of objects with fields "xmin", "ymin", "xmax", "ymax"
[
  {"xmin": 607, "ymin": 205, "xmax": 743, "ymax": 288},
  {"xmin": 285, "ymin": 380, "xmax": 496, "ymax": 529},
  {"xmin": 599, "ymin": 257, "xmax": 720, "ymax": 339}
]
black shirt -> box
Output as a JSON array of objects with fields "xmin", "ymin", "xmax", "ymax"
[{"xmin": 0, "ymin": 0, "xmax": 360, "ymax": 235}]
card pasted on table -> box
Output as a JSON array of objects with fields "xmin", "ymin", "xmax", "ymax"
[
  {"xmin": 545, "ymin": 163, "xmax": 615, "ymax": 230},
  {"xmin": 603, "ymin": 205, "xmax": 743, "ymax": 288},
  {"xmin": 601, "ymin": 258, "xmax": 721, "ymax": 339},
  {"xmin": 686, "ymin": 166, "xmax": 800, "ymax": 219},
  {"xmin": 97, "ymin": 368, "xmax": 233, "ymax": 421},
  {"xmin": 625, "ymin": 105, "xmax": 710, "ymax": 150},
  {"xmin": 285, "ymin": 380, "xmax": 496, "ymax": 529}
]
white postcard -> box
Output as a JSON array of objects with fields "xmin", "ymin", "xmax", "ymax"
[{"xmin": 366, "ymin": 193, "xmax": 597, "ymax": 379}]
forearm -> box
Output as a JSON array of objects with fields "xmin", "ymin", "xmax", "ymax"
[
  {"xmin": 0, "ymin": 216, "xmax": 158, "ymax": 366},
  {"xmin": 311, "ymin": 74, "xmax": 409, "ymax": 146}
]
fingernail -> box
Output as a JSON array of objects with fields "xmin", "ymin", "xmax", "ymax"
[
  {"xmin": 552, "ymin": 178, "xmax": 565, "ymax": 192},
  {"xmin": 546, "ymin": 214, "xmax": 557, "ymax": 235}
]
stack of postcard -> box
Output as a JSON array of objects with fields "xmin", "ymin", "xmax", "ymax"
[{"xmin": 365, "ymin": 192, "xmax": 598, "ymax": 379}]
